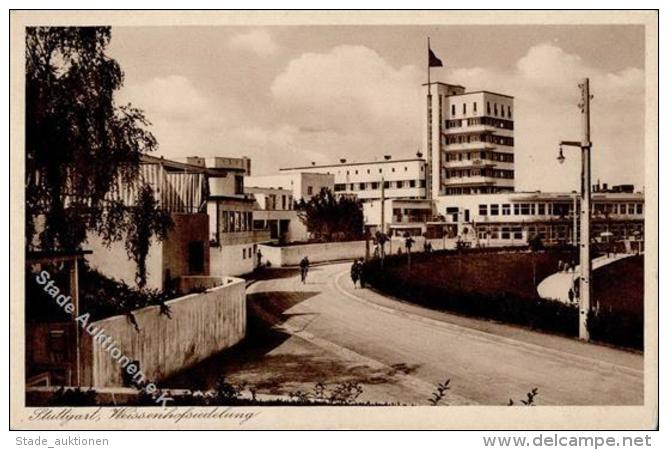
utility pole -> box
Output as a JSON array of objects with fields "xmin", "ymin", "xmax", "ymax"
[
  {"xmin": 380, "ymin": 176, "xmax": 386, "ymax": 234},
  {"xmin": 559, "ymin": 78, "xmax": 593, "ymax": 341},
  {"xmin": 579, "ymin": 78, "xmax": 592, "ymax": 342}
]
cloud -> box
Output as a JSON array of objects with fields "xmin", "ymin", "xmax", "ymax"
[
  {"xmin": 116, "ymin": 43, "xmax": 644, "ymax": 191},
  {"xmin": 445, "ymin": 43, "xmax": 645, "ymax": 192},
  {"xmin": 228, "ymin": 29, "xmax": 279, "ymax": 57},
  {"xmin": 269, "ymin": 45, "xmax": 423, "ymax": 163}
]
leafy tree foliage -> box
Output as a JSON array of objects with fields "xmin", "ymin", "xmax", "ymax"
[
  {"xmin": 296, "ymin": 188, "xmax": 364, "ymax": 242},
  {"xmin": 26, "ymin": 27, "xmax": 157, "ymax": 250},
  {"xmin": 124, "ymin": 185, "xmax": 173, "ymax": 288}
]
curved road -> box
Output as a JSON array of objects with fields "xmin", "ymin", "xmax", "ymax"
[{"xmin": 172, "ymin": 261, "xmax": 643, "ymax": 406}]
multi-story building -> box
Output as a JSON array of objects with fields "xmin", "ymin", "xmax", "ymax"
[
  {"xmin": 279, "ymin": 156, "xmax": 427, "ymax": 201},
  {"xmin": 424, "ymin": 82, "xmax": 515, "ymax": 197},
  {"xmin": 245, "ymin": 186, "xmax": 308, "ymax": 243},
  {"xmin": 179, "ymin": 156, "xmax": 272, "ymax": 277},
  {"xmin": 430, "ymin": 189, "xmax": 644, "ymax": 249}
]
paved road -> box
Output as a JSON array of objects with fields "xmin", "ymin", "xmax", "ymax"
[
  {"xmin": 537, "ymin": 253, "xmax": 634, "ymax": 303},
  {"xmin": 167, "ymin": 262, "xmax": 643, "ymax": 406}
]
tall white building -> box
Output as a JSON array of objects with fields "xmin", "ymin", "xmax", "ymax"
[{"xmin": 424, "ymin": 82, "xmax": 515, "ymax": 197}]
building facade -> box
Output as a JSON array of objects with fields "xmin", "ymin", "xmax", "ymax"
[
  {"xmin": 280, "ymin": 157, "xmax": 427, "ymax": 201},
  {"xmin": 244, "ymin": 172, "xmax": 334, "ymax": 202},
  {"xmin": 424, "ymin": 82, "xmax": 515, "ymax": 197}
]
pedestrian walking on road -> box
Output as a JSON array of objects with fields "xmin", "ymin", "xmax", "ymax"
[
  {"xmin": 299, "ymin": 256, "xmax": 310, "ymax": 283},
  {"xmin": 350, "ymin": 260, "xmax": 360, "ymax": 288},
  {"xmin": 358, "ymin": 259, "xmax": 366, "ymax": 288}
]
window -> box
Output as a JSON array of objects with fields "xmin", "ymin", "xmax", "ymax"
[
  {"xmin": 463, "ymin": 103, "xmax": 467, "ymax": 114},
  {"xmin": 620, "ymin": 204, "xmax": 627, "ymax": 214},
  {"xmin": 538, "ymin": 203, "xmax": 545, "ymax": 215},
  {"xmin": 392, "ymin": 168, "xmax": 395, "ymax": 172},
  {"xmin": 520, "ymin": 203, "xmax": 531, "ymax": 215},
  {"xmin": 452, "ymin": 104, "xmax": 456, "ymax": 116},
  {"xmin": 479, "ymin": 204, "xmax": 488, "ymax": 216},
  {"xmin": 371, "ymin": 182, "xmax": 379, "ymax": 189},
  {"xmin": 242, "ymin": 248, "xmax": 246, "ymax": 259},
  {"xmin": 355, "ymin": 170, "xmax": 358, "ymax": 174},
  {"xmin": 490, "ymin": 204, "xmax": 499, "ymax": 216},
  {"xmin": 502, "ymin": 204, "xmax": 511, "ymax": 215},
  {"xmin": 188, "ymin": 241, "xmax": 205, "ymax": 275},
  {"xmin": 494, "ymin": 103, "xmax": 498, "ymax": 116},
  {"xmin": 359, "ymin": 183, "xmax": 366, "ymax": 191},
  {"xmin": 404, "ymin": 166, "xmax": 408, "ymax": 171},
  {"xmin": 513, "ymin": 204, "xmax": 520, "ymax": 215},
  {"xmin": 396, "ymin": 181, "xmax": 403, "ymax": 188},
  {"xmin": 501, "ymin": 105, "xmax": 505, "ymax": 117},
  {"xmin": 234, "ymin": 175, "xmax": 244, "ymax": 195},
  {"xmin": 473, "ymin": 102, "xmax": 477, "ymax": 113},
  {"xmin": 508, "ymin": 106, "xmax": 512, "ymax": 118},
  {"xmin": 636, "ymin": 203, "xmax": 643, "ymax": 214},
  {"xmin": 409, "ymin": 180, "xmax": 416, "ymax": 188},
  {"xmin": 383, "ymin": 181, "xmax": 390, "ymax": 189},
  {"xmin": 367, "ymin": 169, "xmax": 370, "ymax": 174},
  {"xmin": 487, "ymin": 102, "xmax": 491, "ymax": 115},
  {"xmin": 307, "ymin": 186, "xmax": 313, "ymax": 195}
]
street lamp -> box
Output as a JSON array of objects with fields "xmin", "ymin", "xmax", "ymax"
[{"xmin": 558, "ymin": 78, "xmax": 593, "ymax": 342}]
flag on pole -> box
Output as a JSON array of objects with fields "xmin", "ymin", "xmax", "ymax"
[{"xmin": 428, "ymin": 47, "xmax": 443, "ymax": 67}]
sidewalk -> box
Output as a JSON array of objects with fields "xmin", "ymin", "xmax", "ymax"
[{"xmin": 536, "ymin": 253, "xmax": 634, "ymax": 304}]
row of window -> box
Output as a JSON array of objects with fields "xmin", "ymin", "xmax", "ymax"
[
  {"xmin": 594, "ymin": 203, "xmax": 644, "ymax": 215},
  {"xmin": 450, "ymin": 102, "xmax": 512, "ymax": 119},
  {"xmin": 476, "ymin": 223, "xmax": 643, "ymax": 241},
  {"xmin": 445, "ymin": 116, "xmax": 514, "ymax": 130},
  {"xmin": 262, "ymin": 194, "xmax": 293, "ymax": 210},
  {"xmin": 478, "ymin": 202, "xmax": 644, "ymax": 217},
  {"xmin": 334, "ymin": 179, "xmax": 426, "ymax": 191},
  {"xmin": 443, "ymin": 133, "xmax": 514, "ymax": 147},
  {"xmin": 444, "ymin": 186, "xmax": 513, "ymax": 195},
  {"xmin": 444, "ymin": 150, "xmax": 514, "ymax": 163},
  {"xmin": 242, "ymin": 245, "xmax": 257, "ymax": 260},
  {"xmin": 445, "ymin": 169, "xmax": 514, "ymax": 179},
  {"xmin": 337, "ymin": 165, "xmax": 425, "ymax": 176},
  {"xmin": 219, "ymin": 210, "xmax": 253, "ymax": 233}
]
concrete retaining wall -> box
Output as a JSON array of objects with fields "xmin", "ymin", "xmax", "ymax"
[
  {"xmin": 259, "ymin": 237, "xmax": 459, "ymax": 267},
  {"xmin": 259, "ymin": 240, "xmax": 367, "ymax": 267},
  {"xmin": 81, "ymin": 277, "xmax": 246, "ymax": 387}
]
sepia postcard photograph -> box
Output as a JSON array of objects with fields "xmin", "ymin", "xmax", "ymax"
[{"xmin": 8, "ymin": 9, "xmax": 658, "ymax": 432}]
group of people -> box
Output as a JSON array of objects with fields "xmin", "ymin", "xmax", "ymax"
[{"xmin": 350, "ymin": 258, "xmax": 366, "ymax": 288}]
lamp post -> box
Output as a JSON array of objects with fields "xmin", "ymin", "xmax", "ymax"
[{"xmin": 558, "ymin": 78, "xmax": 593, "ymax": 341}]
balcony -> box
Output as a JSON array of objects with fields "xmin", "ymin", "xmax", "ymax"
[
  {"xmin": 442, "ymin": 176, "xmax": 498, "ymax": 186},
  {"xmin": 217, "ymin": 229, "xmax": 272, "ymax": 246}
]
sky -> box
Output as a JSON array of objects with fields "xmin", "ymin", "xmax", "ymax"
[{"xmin": 107, "ymin": 25, "xmax": 646, "ymax": 192}]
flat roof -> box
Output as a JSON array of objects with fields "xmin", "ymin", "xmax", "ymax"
[
  {"xmin": 448, "ymin": 90, "xmax": 514, "ymax": 99},
  {"xmin": 280, "ymin": 158, "xmax": 425, "ymax": 171}
]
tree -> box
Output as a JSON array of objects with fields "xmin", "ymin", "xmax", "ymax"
[
  {"xmin": 296, "ymin": 188, "xmax": 364, "ymax": 242},
  {"xmin": 26, "ymin": 27, "xmax": 157, "ymax": 250},
  {"xmin": 404, "ymin": 231, "xmax": 415, "ymax": 269},
  {"xmin": 124, "ymin": 185, "xmax": 173, "ymax": 289}
]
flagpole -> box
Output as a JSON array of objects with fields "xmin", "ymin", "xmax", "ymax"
[{"xmin": 426, "ymin": 37, "xmax": 432, "ymax": 200}]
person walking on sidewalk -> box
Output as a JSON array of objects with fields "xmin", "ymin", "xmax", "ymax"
[{"xmin": 299, "ymin": 256, "xmax": 310, "ymax": 283}]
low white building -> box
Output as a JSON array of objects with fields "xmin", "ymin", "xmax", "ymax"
[{"xmin": 279, "ymin": 156, "xmax": 427, "ymax": 201}]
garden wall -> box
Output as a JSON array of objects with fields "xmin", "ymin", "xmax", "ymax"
[{"xmin": 80, "ymin": 277, "xmax": 246, "ymax": 387}]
